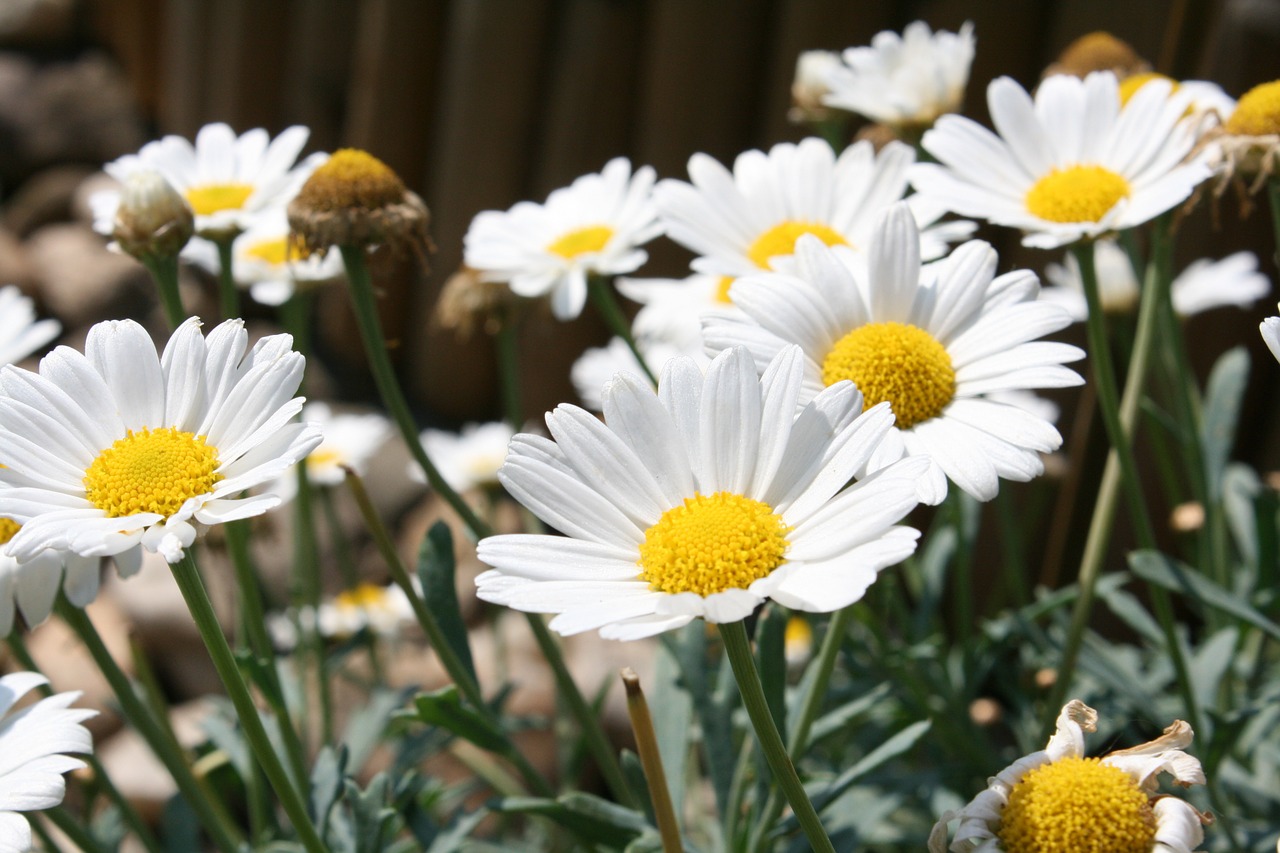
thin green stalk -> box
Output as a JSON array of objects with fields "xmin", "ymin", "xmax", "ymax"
[
  {"xmin": 168, "ymin": 552, "xmax": 328, "ymax": 853},
  {"xmin": 44, "ymin": 804, "xmax": 109, "ymax": 853},
  {"xmin": 318, "ymin": 487, "xmax": 384, "ymax": 680},
  {"xmin": 140, "ymin": 254, "xmax": 187, "ymax": 330},
  {"xmin": 344, "ymin": 470, "xmax": 554, "ymax": 797},
  {"xmin": 587, "ymin": 275, "xmax": 657, "ymax": 385},
  {"xmin": 215, "ymin": 237, "xmax": 240, "ymax": 321},
  {"xmin": 723, "ymin": 734, "xmax": 755, "ymax": 849},
  {"xmin": 280, "ymin": 289, "xmax": 315, "ymax": 361},
  {"xmin": 55, "ymin": 599, "xmax": 244, "ymax": 853},
  {"xmin": 291, "ymin": 460, "xmax": 331, "ymax": 744},
  {"xmin": 621, "ymin": 669, "xmax": 682, "ymax": 853},
  {"xmin": 338, "ymin": 245, "xmax": 490, "ymax": 539},
  {"xmin": 495, "ymin": 312, "xmax": 524, "ymax": 426},
  {"xmin": 718, "ymin": 620, "xmax": 834, "ymax": 853}
]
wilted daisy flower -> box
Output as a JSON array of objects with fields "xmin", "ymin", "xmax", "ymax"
[
  {"xmin": 654, "ymin": 138, "xmax": 972, "ymax": 287},
  {"xmin": 0, "ymin": 672, "xmax": 95, "ymax": 853},
  {"xmin": 0, "ymin": 513, "xmax": 100, "ymax": 636},
  {"xmin": 822, "ymin": 21, "xmax": 976, "ymax": 134},
  {"xmin": 100, "ymin": 123, "xmax": 325, "ymax": 239},
  {"xmin": 0, "ymin": 318, "xmax": 321, "ymax": 566},
  {"xmin": 929, "ymin": 700, "xmax": 1210, "ymax": 853},
  {"xmin": 913, "ymin": 71, "xmax": 1211, "ymax": 249},
  {"xmin": 476, "ymin": 345, "xmax": 930, "ymax": 640},
  {"xmin": 416, "ymin": 421, "xmax": 516, "ymax": 493},
  {"xmin": 703, "ymin": 204, "xmax": 1083, "ymax": 502},
  {"xmin": 0, "ymin": 287, "xmax": 59, "ymax": 368},
  {"xmin": 464, "ymin": 158, "xmax": 661, "ymax": 321},
  {"xmin": 317, "ymin": 582, "xmax": 413, "ymax": 638},
  {"xmin": 1262, "ymin": 306, "xmax": 1280, "ymax": 364}
]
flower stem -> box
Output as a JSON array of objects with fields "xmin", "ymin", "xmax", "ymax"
[
  {"xmin": 215, "ymin": 237, "xmax": 240, "ymax": 321},
  {"xmin": 587, "ymin": 275, "xmax": 657, "ymax": 385},
  {"xmin": 718, "ymin": 620, "xmax": 834, "ymax": 853},
  {"xmin": 495, "ymin": 311, "xmax": 524, "ymax": 426},
  {"xmin": 140, "ymin": 254, "xmax": 187, "ymax": 330},
  {"xmin": 169, "ymin": 552, "xmax": 328, "ymax": 853},
  {"xmin": 338, "ymin": 245, "xmax": 491, "ymax": 539},
  {"xmin": 1268, "ymin": 178, "xmax": 1280, "ymax": 273},
  {"xmin": 621, "ymin": 668, "xmax": 682, "ymax": 852},
  {"xmin": 43, "ymin": 807, "xmax": 107, "ymax": 853},
  {"xmin": 55, "ymin": 598, "xmax": 245, "ymax": 853}
]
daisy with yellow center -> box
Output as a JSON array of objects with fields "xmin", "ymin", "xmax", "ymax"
[
  {"xmin": 929, "ymin": 700, "xmax": 1210, "ymax": 853},
  {"xmin": 654, "ymin": 138, "xmax": 972, "ymax": 282},
  {"xmin": 0, "ymin": 318, "xmax": 321, "ymax": 567},
  {"xmin": 1204, "ymin": 79, "xmax": 1280, "ymax": 196},
  {"xmin": 912, "ymin": 71, "xmax": 1211, "ymax": 249},
  {"xmin": 416, "ymin": 421, "xmax": 516, "ymax": 493},
  {"xmin": 703, "ymin": 204, "xmax": 1084, "ymax": 502},
  {"xmin": 268, "ymin": 402, "xmax": 389, "ymax": 502},
  {"xmin": 463, "ymin": 158, "xmax": 661, "ymax": 320},
  {"xmin": 226, "ymin": 212, "xmax": 346, "ymax": 306},
  {"xmin": 0, "ymin": 511, "xmax": 100, "ymax": 636},
  {"xmin": 475, "ymin": 345, "xmax": 930, "ymax": 639},
  {"xmin": 316, "ymin": 582, "xmax": 412, "ymax": 638}
]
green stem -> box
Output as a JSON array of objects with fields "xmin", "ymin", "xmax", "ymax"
[
  {"xmin": 621, "ymin": 669, "xmax": 682, "ymax": 852},
  {"xmin": 587, "ymin": 275, "xmax": 656, "ymax": 385},
  {"xmin": 1268, "ymin": 179, "xmax": 1280, "ymax": 274},
  {"xmin": 140, "ymin": 254, "xmax": 187, "ymax": 330},
  {"xmin": 44, "ymin": 807, "xmax": 107, "ymax": 853},
  {"xmin": 169, "ymin": 553, "xmax": 328, "ymax": 853},
  {"xmin": 54, "ymin": 599, "xmax": 245, "ymax": 853},
  {"xmin": 718, "ymin": 620, "xmax": 834, "ymax": 853},
  {"xmin": 215, "ymin": 237, "xmax": 241, "ymax": 321},
  {"xmin": 495, "ymin": 312, "xmax": 524, "ymax": 426},
  {"xmin": 344, "ymin": 470, "xmax": 554, "ymax": 797},
  {"xmin": 338, "ymin": 245, "xmax": 491, "ymax": 539}
]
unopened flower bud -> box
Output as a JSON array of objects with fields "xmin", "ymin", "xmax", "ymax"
[
  {"xmin": 788, "ymin": 50, "xmax": 840, "ymax": 124},
  {"xmin": 113, "ymin": 170, "xmax": 194, "ymax": 259}
]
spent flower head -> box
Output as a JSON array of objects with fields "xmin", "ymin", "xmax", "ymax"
[
  {"xmin": 1043, "ymin": 31, "xmax": 1149, "ymax": 80},
  {"xmin": 110, "ymin": 169, "xmax": 195, "ymax": 260},
  {"xmin": 1205, "ymin": 79, "xmax": 1280, "ymax": 200}
]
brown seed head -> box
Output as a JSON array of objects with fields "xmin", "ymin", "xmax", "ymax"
[{"xmin": 1044, "ymin": 31, "xmax": 1150, "ymax": 80}]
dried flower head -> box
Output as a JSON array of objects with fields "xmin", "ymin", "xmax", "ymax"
[
  {"xmin": 1204, "ymin": 79, "xmax": 1280, "ymax": 205},
  {"xmin": 1044, "ymin": 31, "xmax": 1149, "ymax": 80},
  {"xmin": 112, "ymin": 170, "xmax": 195, "ymax": 260},
  {"xmin": 434, "ymin": 265, "xmax": 521, "ymax": 338},
  {"xmin": 288, "ymin": 148, "xmax": 432, "ymax": 258}
]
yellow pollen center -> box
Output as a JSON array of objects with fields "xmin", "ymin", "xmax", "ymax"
[
  {"xmin": 822, "ymin": 322, "xmax": 955, "ymax": 428},
  {"xmin": 306, "ymin": 447, "xmax": 344, "ymax": 472},
  {"xmin": 0, "ymin": 517, "xmax": 20, "ymax": 546},
  {"xmin": 638, "ymin": 492, "xmax": 788, "ymax": 596},
  {"xmin": 295, "ymin": 148, "xmax": 406, "ymax": 212},
  {"xmin": 546, "ymin": 225, "xmax": 614, "ymax": 259},
  {"xmin": 998, "ymin": 756, "xmax": 1155, "ymax": 853},
  {"xmin": 185, "ymin": 183, "xmax": 254, "ymax": 216},
  {"xmin": 1119, "ymin": 72, "xmax": 1177, "ymax": 105},
  {"xmin": 1226, "ymin": 79, "xmax": 1280, "ymax": 136},
  {"xmin": 1025, "ymin": 165, "xmax": 1131, "ymax": 223},
  {"xmin": 84, "ymin": 427, "xmax": 222, "ymax": 519},
  {"xmin": 334, "ymin": 583, "xmax": 390, "ymax": 611},
  {"xmin": 244, "ymin": 235, "xmax": 313, "ymax": 266},
  {"xmin": 715, "ymin": 276, "xmax": 735, "ymax": 304},
  {"xmin": 746, "ymin": 221, "xmax": 848, "ymax": 269}
]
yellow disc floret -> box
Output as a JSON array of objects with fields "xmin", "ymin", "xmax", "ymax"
[
  {"xmin": 1226, "ymin": 80, "xmax": 1280, "ymax": 136},
  {"xmin": 84, "ymin": 427, "xmax": 222, "ymax": 518},
  {"xmin": 294, "ymin": 148, "xmax": 406, "ymax": 213},
  {"xmin": 747, "ymin": 221, "xmax": 848, "ymax": 269},
  {"xmin": 998, "ymin": 756, "xmax": 1155, "ymax": 853},
  {"xmin": 0, "ymin": 517, "xmax": 20, "ymax": 546},
  {"xmin": 547, "ymin": 225, "xmax": 614, "ymax": 259},
  {"xmin": 639, "ymin": 492, "xmax": 788, "ymax": 596},
  {"xmin": 822, "ymin": 322, "xmax": 955, "ymax": 428},
  {"xmin": 334, "ymin": 582, "xmax": 390, "ymax": 611},
  {"xmin": 185, "ymin": 183, "xmax": 255, "ymax": 216},
  {"xmin": 1026, "ymin": 165, "xmax": 1131, "ymax": 223}
]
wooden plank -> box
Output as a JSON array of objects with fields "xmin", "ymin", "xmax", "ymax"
[{"xmin": 279, "ymin": 0, "xmax": 359, "ymax": 153}]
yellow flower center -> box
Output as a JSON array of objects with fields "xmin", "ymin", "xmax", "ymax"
[
  {"xmin": 546, "ymin": 225, "xmax": 614, "ymax": 259},
  {"xmin": 334, "ymin": 583, "xmax": 390, "ymax": 611},
  {"xmin": 295, "ymin": 148, "xmax": 406, "ymax": 212},
  {"xmin": 746, "ymin": 221, "xmax": 848, "ymax": 269},
  {"xmin": 306, "ymin": 447, "xmax": 344, "ymax": 472},
  {"xmin": 822, "ymin": 322, "xmax": 955, "ymax": 429},
  {"xmin": 185, "ymin": 183, "xmax": 254, "ymax": 216},
  {"xmin": 715, "ymin": 276, "xmax": 735, "ymax": 304},
  {"xmin": 638, "ymin": 492, "xmax": 789, "ymax": 597},
  {"xmin": 243, "ymin": 235, "xmax": 312, "ymax": 266},
  {"xmin": 0, "ymin": 517, "xmax": 19, "ymax": 546},
  {"xmin": 1118, "ymin": 72, "xmax": 1177, "ymax": 105},
  {"xmin": 998, "ymin": 756, "xmax": 1155, "ymax": 853},
  {"xmin": 1025, "ymin": 166, "xmax": 1131, "ymax": 223},
  {"xmin": 1226, "ymin": 80, "xmax": 1280, "ymax": 136},
  {"xmin": 84, "ymin": 427, "xmax": 222, "ymax": 518}
]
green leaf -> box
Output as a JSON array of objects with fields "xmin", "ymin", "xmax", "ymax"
[
  {"xmin": 668, "ymin": 623, "xmax": 735, "ymax": 819},
  {"xmin": 1190, "ymin": 627, "xmax": 1237, "ymax": 719},
  {"xmin": 406, "ymin": 686, "xmax": 508, "ymax": 753},
  {"xmin": 417, "ymin": 521, "xmax": 477, "ymax": 684},
  {"xmin": 810, "ymin": 720, "xmax": 932, "ymax": 814},
  {"xmin": 1097, "ymin": 573, "xmax": 1163, "ymax": 644},
  {"xmin": 342, "ymin": 688, "xmax": 411, "ymax": 773},
  {"xmin": 807, "ymin": 682, "xmax": 892, "ymax": 745},
  {"xmin": 1222, "ymin": 464, "xmax": 1262, "ymax": 570},
  {"xmin": 649, "ymin": 640, "xmax": 692, "ymax": 810},
  {"xmin": 495, "ymin": 793, "xmax": 649, "ymax": 848},
  {"xmin": 1201, "ymin": 347, "xmax": 1250, "ymax": 501},
  {"xmin": 310, "ymin": 745, "xmax": 347, "ymax": 835},
  {"xmin": 1129, "ymin": 550, "xmax": 1280, "ymax": 641}
]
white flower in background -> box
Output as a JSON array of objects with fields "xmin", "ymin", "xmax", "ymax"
[
  {"xmin": 1205, "ymin": 79, "xmax": 1280, "ymax": 194},
  {"xmin": 913, "ymin": 72, "xmax": 1211, "ymax": 248},
  {"xmin": 416, "ymin": 421, "xmax": 516, "ymax": 493},
  {"xmin": 316, "ymin": 582, "xmax": 413, "ymax": 638},
  {"xmin": 231, "ymin": 213, "xmax": 346, "ymax": 306},
  {"xmin": 617, "ymin": 273, "xmax": 734, "ymax": 350},
  {"xmin": 0, "ymin": 672, "xmax": 95, "ymax": 853},
  {"xmin": 1262, "ymin": 305, "xmax": 1280, "ymax": 364},
  {"xmin": 0, "ymin": 514, "xmax": 99, "ymax": 636},
  {"xmin": 464, "ymin": 158, "xmax": 662, "ymax": 320},
  {"xmin": 1118, "ymin": 72, "xmax": 1236, "ymax": 121},
  {"xmin": 571, "ymin": 337, "xmax": 704, "ymax": 411},
  {"xmin": 0, "ymin": 318, "xmax": 321, "ymax": 568},
  {"xmin": 653, "ymin": 138, "xmax": 973, "ymax": 289},
  {"xmin": 95, "ymin": 122, "xmax": 326, "ymax": 238},
  {"xmin": 0, "ymin": 287, "xmax": 59, "ymax": 368},
  {"xmin": 270, "ymin": 402, "xmax": 390, "ymax": 501},
  {"xmin": 476, "ymin": 346, "xmax": 930, "ymax": 640},
  {"xmin": 823, "ymin": 21, "xmax": 976, "ymax": 131},
  {"xmin": 789, "ymin": 49, "xmax": 842, "ymax": 124},
  {"xmin": 1042, "ymin": 240, "xmax": 1270, "ymax": 319},
  {"xmin": 929, "ymin": 700, "xmax": 1210, "ymax": 853},
  {"xmin": 703, "ymin": 204, "xmax": 1084, "ymax": 502}
]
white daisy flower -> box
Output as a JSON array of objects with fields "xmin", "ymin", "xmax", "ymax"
[
  {"xmin": 231, "ymin": 212, "xmax": 346, "ymax": 306},
  {"xmin": 95, "ymin": 123, "xmax": 326, "ymax": 238},
  {"xmin": 0, "ymin": 318, "xmax": 321, "ymax": 567},
  {"xmin": 653, "ymin": 138, "xmax": 973, "ymax": 288},
  {"xmin": 617, "ymin": 273, "xmax": 733, "ymax": 351},
  {"xmin": 1262, "ymin": 305, "xmax": 1280, "ymax": 365},
  {"xmin": 929, "ymin": 700, "xmax": 1210, "ymax": 853},
  {"xmin": 463, "ymin": 158, "xmax": 661, "ymax": 320},
  {"xmin": 270, "ymin": 402, "xmax": 390, "ymax": 501},
  {"xmin": 316, "ymin": 582, "xmax": 413, "ymax": 639},
  {"xmin": 0, "ymin": 672, "xmax": 96, "ymax": 853},
  {"xmin": 702, "ymin": 203, "xmax": 1084, "ymax": 503},
  {"xmin": 0, "ymin": 287, "xmax": 59, "ymax": 368},
  {"xmin": 416, "ymin": 422, "xmax": 517, "ymax": 493},
  {"xmin": 1042, "ymin": 240, "xmax": 1270, "ymax": 319},
  {"xmin": 475, "ymin": 345, "xmax": 930, "ymax": 640},
  {"xmin": 912, "ymin": 71, "xmax": 1212, "ymax": 249},
  {"xmin": 571, "ymin": 336, "xmax": 705, "ymax": 411},
  {"xmin": 0, "ymin": 514, "xmax": 99, "ymax": 636},
  {"xmin": 822, "ymin": 21, "xmax": 976, "ymax": 131}
]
